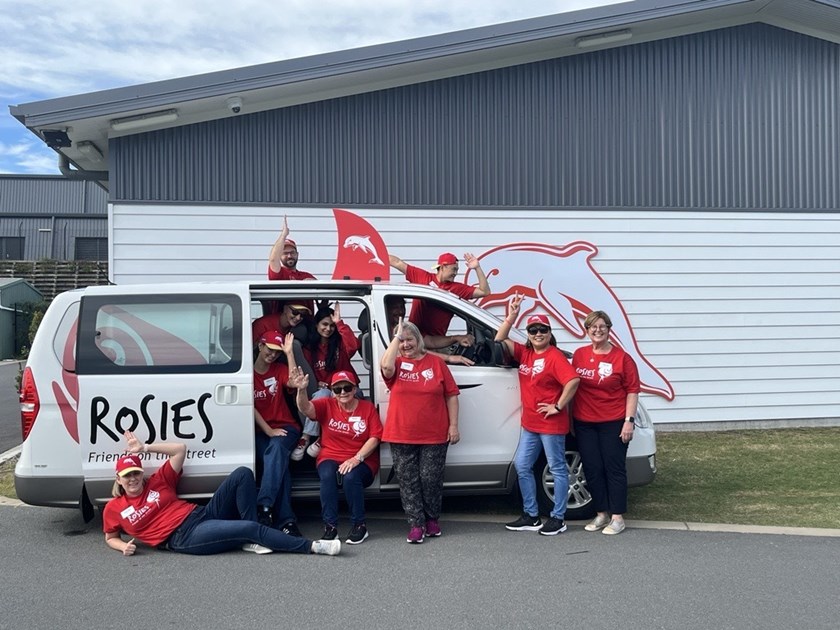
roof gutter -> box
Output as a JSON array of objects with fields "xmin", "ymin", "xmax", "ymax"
[{"xmin": 57, "ymin": 153, "xmax": 109, "ymax": 182}]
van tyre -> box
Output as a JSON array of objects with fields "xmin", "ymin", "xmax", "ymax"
[{"xmin": 535, "ymin": 446, "xmax": 596, "ymax": 521}]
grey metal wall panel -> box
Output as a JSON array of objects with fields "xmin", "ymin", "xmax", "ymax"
[
  {"xmin": 111, "ymin": 23, "xmax": 840, "ymax": 210},
  {"xmin": 0, "ymin": 176, "xmax": 107, "ymax": 214},
  {"xmin": 0, "ymin": 217, "xmax": 107, "ymax": 259}
]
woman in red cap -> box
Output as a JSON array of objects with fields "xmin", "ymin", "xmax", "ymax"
[
  {"xmin": 571, "ymin": 310, "xmax": 640, "ymax": 536},
  {"xmin": 495, "ymin": 293, "xmax": 579, "ymax": 536},
  {"xmin": 103, "ymin": 431, "xmax": 340, "ymax": 556},
  {"xmin": 291, "ymin": 369, "xmax": 382, "ymax": 545},
  {"xmin": 293, "ymin": 301, "xmax": 362, "ymax": 461}
]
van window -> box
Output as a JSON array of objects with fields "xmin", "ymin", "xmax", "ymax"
[
  {"xmin": 76, "ymin": 294, "xmax": 242, "ymax": 375},
  {"xmin": 52, "ymin": 301, "xmax": 80, "ymax": 371}
]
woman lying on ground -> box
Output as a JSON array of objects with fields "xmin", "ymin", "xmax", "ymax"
[{"xmin": 102, "ymin": 430, "xmax": 340, "ymax": 557}]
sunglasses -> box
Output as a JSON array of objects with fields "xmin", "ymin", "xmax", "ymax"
[
  {"xmin": 527, "ymin": 325, "xmax": 551, "ymax": 335},
  {"xmin": 288, "ymin": 308, "xmax": 307, "ymax": 317},
  {"xmin": 331, "ymin": 384, "xmax": 355, "ymax": 394}
]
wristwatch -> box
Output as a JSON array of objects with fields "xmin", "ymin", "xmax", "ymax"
[
  {"xmin": 625, "ymin": 417, "xmax": 635, "ymax": 424},
  {"xmin": 554, "ymin": 404, "xmax": 562, "ymax": 412}
]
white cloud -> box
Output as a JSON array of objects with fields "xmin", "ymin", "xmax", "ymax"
[
  {"xmin": 0, "ymin": 138, "xmax": 59, "ymax": 174},
  {"xmin": 0, "ymin": 0, "xmax": 620, "ymax": 173},
  {"xmin": 1, "ymin": 0, "xmax": 618, "ymax": 99}
]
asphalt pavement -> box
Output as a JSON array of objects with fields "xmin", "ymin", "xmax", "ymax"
[
  {"xmin": 1, "ymin": 503, "xmax": 838, "ymax": 629},
  {"xmin": 0, "ymin": 360, "xmax": 22, "ymax": 454}
]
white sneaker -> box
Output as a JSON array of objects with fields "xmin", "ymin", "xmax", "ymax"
[
  {"xmin": 311, "ymin": 538, "xmax": 341, "ymax": 556},
  {"xmin": 602, "ymin": 519, "xmax": 626, "ymax": 535},
  {"xmin": 290, "ymin": 437, "xmax": 309, "ymax": 462},
  {"xmin": 241, "ymin": 543, "xmax": 273, "ymax": 554},
  {"xmin": 306, "ymin": 439, "xmax": 321, "ymax": 458},
  {"xmin": 584, "ymin": 514, "xmax": 611, "ymax": 532}
]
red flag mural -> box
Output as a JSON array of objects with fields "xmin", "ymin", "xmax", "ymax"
[{"xmin": 331, "ymin": 209, "xmax": 390, "ymax": 281}]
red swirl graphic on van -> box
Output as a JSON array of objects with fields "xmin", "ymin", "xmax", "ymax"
[
  {"xmin": 51, "ymin": 307, "xmax": 209, "ymax": 443},
  {"xmin": 53, "ymin": 320, "xmax": 80, "ymax": 443}
]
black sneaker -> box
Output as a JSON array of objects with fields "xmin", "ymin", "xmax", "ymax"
[
  {"xmin": 281, "ymin": 521, "xmax": 302, "ymax": 537},
  {"xmin": 505, "ymin": 513, "xmax": 543, "ymax": 531},
  {"xmin": 257, "ymin": 506, "xmax": 273, "ymax": 527},
  {"xmin": 321, "ymin": 525, "xmax": 338, "ymax": 540},
  {"xmin": 539, "ymin": 517, "xmax": 567, "ymax": 536},
  {"xmin": 346, "ymin": 523, "xmax": 369, "ymax": 545}
]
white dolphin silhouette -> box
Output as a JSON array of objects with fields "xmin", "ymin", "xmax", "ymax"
[{"xmin": 343, "ymin": 235, "xmax": 384, "ymax": 266}]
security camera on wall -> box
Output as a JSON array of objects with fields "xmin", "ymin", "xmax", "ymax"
[{"xmin": 226, "ymin": 96, "xmax": 243, "ymax": 114}]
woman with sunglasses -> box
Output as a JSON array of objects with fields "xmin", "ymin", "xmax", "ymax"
[
  {"xmin": 291, "ymin": 369, "xmax": 382, "ymax": 545},
  {"xmin": 380, "ymin": 318, "xmax": 460, "ymax": 544},
  {"xmin": 571, "ymin": 311, "xmax": 640, "ymax": 536},
  {"xmin": 495, "ymin": 294, "xmax": 579, "ymax": 536},
  {"xmin": 293, "ymin": 302, "xmax": 362, "ymax": 461}
]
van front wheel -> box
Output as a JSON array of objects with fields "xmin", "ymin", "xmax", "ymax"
[{"xmin": 535, "ymin": 449, "xmax": 596, "ymax": 521}]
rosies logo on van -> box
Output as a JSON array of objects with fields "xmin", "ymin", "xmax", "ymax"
[{"xmin": 89, "ymin": 392, "xmax": 214, "ymax": 444}]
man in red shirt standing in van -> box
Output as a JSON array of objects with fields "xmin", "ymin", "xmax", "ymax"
[
  {"xmin": 388, "ymin": 251, "xmax": 491, "ymax": 349},
  {"xmin": 268, "ymin": 215, "xmax": 317, "ymax": 283}
]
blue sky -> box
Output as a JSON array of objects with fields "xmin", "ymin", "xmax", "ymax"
[{"xmin": 0, "ymin": 0, "xmax": 618, "ymax": 174}]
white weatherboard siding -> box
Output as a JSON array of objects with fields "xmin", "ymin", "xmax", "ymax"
[{"xmin": 111, "ymin": 204, "xmax": 840, "ymax": 426}]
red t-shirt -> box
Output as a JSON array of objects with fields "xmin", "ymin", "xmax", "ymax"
[
  {"xmin": 267, "ymin": 265, "xmax": 316, "ymax": 281},
  {"xmin": 266, "ymin": 265, "xmax": 316, "ymax": 314},
  {"xmin": 513, "ymin": 343, "xmax": 579, "ymax": 435},
  {"xmin": 251, "ymin": 313, "xmax": 288, "ymax": 344},
  {"xmin": 572, "ymin": 344, "xmax": 640, "ymax": 422},
  {"xmin": 404, "ymin": 264, "xmax": 476, "ymax": 336},
  {"xmin": 102, "ymin": 460, "xmax": 196, "ymax": 547},
  {"xmin": 312, "ymin": 397, "xmax": 383, "ymax": 474},
  {"xmin": 304, "ymin": 321, "xmax": 360, "ymax": 386},
  {"xmin": 381, "ymin": 352, "xmax": 460, "ymax": 444},
  {"xmin": 254, "ymin": 362, "xmax": 297, "ymax": 429}
]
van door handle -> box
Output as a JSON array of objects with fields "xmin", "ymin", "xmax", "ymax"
[{"xmin": 214, "ymin": 384, "xmax": 241, "ymax": 405}]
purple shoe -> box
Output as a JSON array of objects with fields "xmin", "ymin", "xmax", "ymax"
[
  {"xmin": 425, "ymin": 519, "xmax": 442, "ymax": 537},
  {"xmin": 406, "ymin": 526, "xmax": 425, "ymax": 544}
]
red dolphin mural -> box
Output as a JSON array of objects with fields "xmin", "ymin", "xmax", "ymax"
[
  {"xmin": 330, "ymin": 210, "xmax": 674, "ymax": 401},
  {"xmin": 467, "ymin": 242, "xmax": 675, "ymax": 400}
]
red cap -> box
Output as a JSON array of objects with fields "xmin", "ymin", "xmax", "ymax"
[
  {"xmin": 260, "ymin": 330, "xmax": 284, "ymax": 350},
  {"xmin": 330, "ymin": 370, "xmax": 357, "ymax": 386},
  {"xmin": 116, "ymin": 454, "xmax": 144, "ymax": 477},
  {"xmin": 525, "ymin": 314, "xmax": 551, "ymax": 328},
  {"xmin": 283, "ymin": 238, "xmax": 298, "ymax": 251},
  {"xmin": 433, "ymin": 252, "xmax": 458, "ymax": 269}
]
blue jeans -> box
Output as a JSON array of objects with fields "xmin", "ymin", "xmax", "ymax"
[
  {"xmin": 317, "ymin": 459, "xmax": 374, "ymax": 526},
  {"xmin": 255, "ymin": 426, "xmax": 300, "ymax": 525},
  {"xmin": 513, "ymin": 428, "xmax": 569, "ymax": 519},
  {"xmin": 166, "ymin": 467, "xmax": 311, "ymax": 555}
]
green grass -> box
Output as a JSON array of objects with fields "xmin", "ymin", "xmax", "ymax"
[
  {"xmin": 628, "ymin": 428, "xmax": 840, "ymax": 528},
  {"xmin": 0, "ymin": 457, "xmax": 16, "ymax": 499}
]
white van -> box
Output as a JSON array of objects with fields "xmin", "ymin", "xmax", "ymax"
[{"xmin": 15, "ymin": 280, "xmax": 656, "ymax": 520}]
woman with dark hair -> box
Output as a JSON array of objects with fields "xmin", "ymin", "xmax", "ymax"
[
  {"xmin": 103, "ymin": 431, "xmax": 340, "ymax": 557},
  {"xmin": 495, "ymin": 293, "xmax": 579, "ymax": 536},
  {"xmin": 293, "ymin": 302, "xmax": 360, "ymax": 461},
  {"xmin": 572, "ymin": 310, "xmax": 640, "ymax": 536}
]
